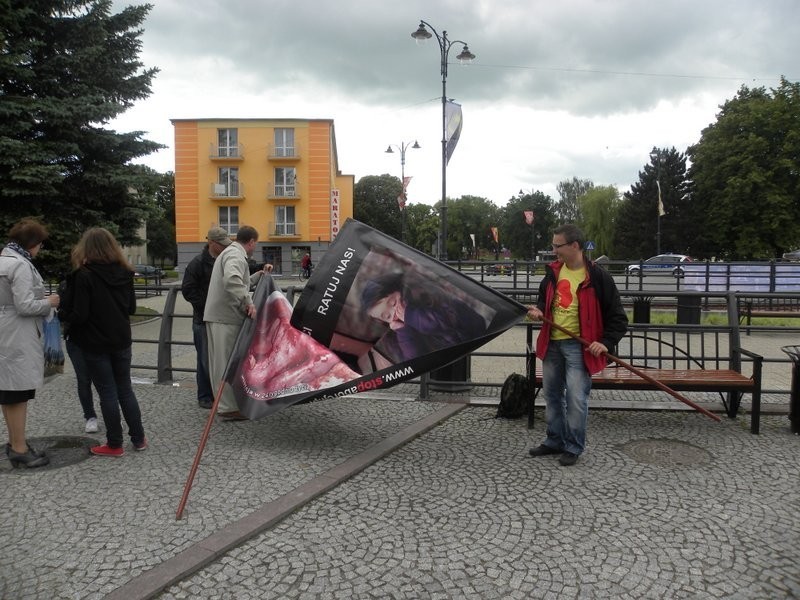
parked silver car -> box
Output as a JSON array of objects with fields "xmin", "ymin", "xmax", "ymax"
[{"xmin": 134, "ymin": 264, "xmax": 163, "ymax": 278}]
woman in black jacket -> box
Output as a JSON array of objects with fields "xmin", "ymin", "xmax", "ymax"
[{"xmin": 61, "ymin": 228, "xmax": 146, "ymax": 456}]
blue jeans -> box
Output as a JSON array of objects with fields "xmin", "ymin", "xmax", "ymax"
[
  {"xmin": 66, "ymin": 338, "xmax": 96, "ymax": 420},
  {"xmin": 541, "ymin": 339, "xmax": 592, "ymax": 455},
  {"xmin": 192, "ymin": 322, "xmax": 213, "ymax": 404},
  {"xmin": 82, "ymin": 346, "xmax": 145, "ymax": 448}
]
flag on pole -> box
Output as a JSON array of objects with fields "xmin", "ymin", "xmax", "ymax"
[
  {"xmin": 225, "ymin": 219, "xmax": 527, "ymax": 419},
  {"xmin": 523, "ymin": 210, "xmax": 534, "ymax": 225},
  {"xmin": 490, "ymin": 227, "xmax": 499, "ymax": 244},
  {"xmin": 397, "ymin": 176, "xmax": 412, "ymax": 210},
  {"xmin": 445, "ymin": 101, "xmax": 463, "ymax": 165},
  {"xmin": 657, "ymin": 180, "xmax": 665, "ymax": 216}
]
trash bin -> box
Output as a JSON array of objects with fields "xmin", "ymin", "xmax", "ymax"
[
  {"xmin": 677, "ymin": 294, "xmax": 702, "ymax": 324},
  {"xmin": 430, "ymin": 356, "xmax": 473, "ymax": 392},
  {"xmin": 780, "ymin": 345, "xmax": 800, "ymax": 434},
  {"xmin": 633, "ymin": 297, "xmax": 652, "ymax": 323}
]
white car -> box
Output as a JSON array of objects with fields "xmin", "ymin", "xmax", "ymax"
[
  {"xmin": 626, "ymin": 254, "xmax": 692, "ymax": 277},
  {"xmin": 782, "ymin": 249, "xmax": 800, "ymax": 261}
]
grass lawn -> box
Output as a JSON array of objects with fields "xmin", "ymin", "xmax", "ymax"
[{"xmin": 633, "ymin": 310, "xmax": 798, "ymax": 327}]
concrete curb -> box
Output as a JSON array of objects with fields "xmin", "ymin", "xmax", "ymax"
[{"xmin": 105, "ymin": 402, "xmax": 465, "ymax": 600}]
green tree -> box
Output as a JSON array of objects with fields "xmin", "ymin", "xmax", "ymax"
[
  {"xmin": 152, "ymin": 171, "xmax": 176, "ymax": 226},
  {"xmin": 403, "ymin": 202, "xmax": 438, "ymax": 255},
  {"xmin": 445, "ymin": 195, "xmax": 501, "ymax": 259},
  {"xmin": 500, "ymin": 190, "xmax": 557, "ymax": 259},
  {"xmin": 144, "ymin": 171, "xmax": 176, "ymax": 265},
  {"xmin": 615, "ymin": 147, "xmax": 691, "ymax": 259},
  {"xmin": 0, "ymin": 0, "xmax": 162, "ymax": 276},
  {"xmin": 687, "ymin": 77, "xmax": 800, "ymax": 259},
  {"xmin": 354, "ymin": 174, "xmax": 403, "ymax": 240},
  {"xmin": 578, "ymin": 185, "xmax": 620, "ymax": 257},
  {"xmin": 556, "ymin": 177, "xmax": 594, "ymax": 224}
]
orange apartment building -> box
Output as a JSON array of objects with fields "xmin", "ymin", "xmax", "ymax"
[{"xmin": 172, "ymin": 118, "xmax": 354, "ymax": 274}]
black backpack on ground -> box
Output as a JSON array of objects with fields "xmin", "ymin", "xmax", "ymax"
[{"xmin": 496, "ymin": 373, "xmax": 530, "ymax": 419}]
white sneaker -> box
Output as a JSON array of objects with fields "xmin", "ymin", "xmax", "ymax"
[{"xmin": 85, "ymin": 418, "xmax": 99, "ymax": 433}]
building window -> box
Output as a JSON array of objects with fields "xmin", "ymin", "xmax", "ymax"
[
  {"xmin": 218, "ymin": 167, "xmax": 240, "ymax": 197},
  {"xmin": 219, "ymin": 206, "xmax": 239, "ymax": 235},
  {"xmin": 274, "ymin": 128, "xmax": 295, "ymax": 157},
  {"xmin": 275, "ymin": 206, "xmax": 295, "ymax": 235},
  {"xmin": 218, "ymin": 128, "xmax": 239, "ymax": 158},
  {"xmin": 274, "ymin": 167, "xmax": 296, "ymax": 197}
]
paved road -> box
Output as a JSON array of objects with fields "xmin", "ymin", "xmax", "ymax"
[{"xmin": 0, "ymin": 280, "xmax": 797, "ymax": 599}]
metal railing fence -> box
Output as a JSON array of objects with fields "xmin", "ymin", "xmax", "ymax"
[{"xmin": 125, "ymin": 284, "xmax": 798, "ymax": 401}]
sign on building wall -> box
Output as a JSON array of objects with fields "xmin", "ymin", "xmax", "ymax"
[{"xmin": 331, "ymin": 189, "xmax": 341, "ymax": 240}]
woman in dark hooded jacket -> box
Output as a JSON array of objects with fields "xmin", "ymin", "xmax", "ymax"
[{"xmin": 60, "ymin": 228, "xmax": 146, "ymax": 456}]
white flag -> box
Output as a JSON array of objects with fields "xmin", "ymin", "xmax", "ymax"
[
  {"xmin": 657, "ymin": 180, "xmax": 665, "ymax": 217},
  {"xmin": 445, "ymin": 101, "xmax": 463, "ymax": 166}
]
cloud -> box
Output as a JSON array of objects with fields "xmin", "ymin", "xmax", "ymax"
[{"xmin": 110, "ymin": 0, "xmax": 799, "ymax": 204}]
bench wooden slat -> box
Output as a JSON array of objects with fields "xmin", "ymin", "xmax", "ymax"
[{"xmin": 533, "ymin": 367, "xmax": 755, "ymax": 391}]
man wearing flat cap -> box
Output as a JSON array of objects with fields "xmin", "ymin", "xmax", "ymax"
[
  {"xmin": 204, "ymin": 225, "xmax": 273, "ymax": 420},
  {"xmin": 181, "ymin": 227, "xmax": 232, "ymax": 409}
]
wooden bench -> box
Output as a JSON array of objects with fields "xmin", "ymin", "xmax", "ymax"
[
  {"xmin": 524, "ymin": 324, "xmax": 764, "ymax": 434},
  {"xmin": 738, "ymin": 296, "xmax": 800, "ymax": 326}
]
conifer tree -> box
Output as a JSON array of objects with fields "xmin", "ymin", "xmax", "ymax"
[{"xmin": 0, "ymin": 0, "xmax": 162, "ymax": 275}]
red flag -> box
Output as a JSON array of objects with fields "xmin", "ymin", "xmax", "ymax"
[
  {"xmin": 398, "ymin": 176, "xmax": 412, "ymax": 210},
  {"xmin": 523, "ymin": 210, "xmax": 534, "ymax": 225},
  {"xmin": 490, "ymin": 227, "xmax": 499, "ymax": 243}
]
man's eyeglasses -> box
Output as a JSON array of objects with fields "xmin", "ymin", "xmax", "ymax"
[{"xmin": 552, "ymin": 241, "xmax": 573, "ymax": 249}]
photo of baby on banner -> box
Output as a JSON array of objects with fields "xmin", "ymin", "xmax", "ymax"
[{"xmin": 226, "ymin": 219, "xmax": 527, "ymax": 419}]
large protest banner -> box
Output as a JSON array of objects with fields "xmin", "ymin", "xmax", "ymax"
[{"xmin": 225, "ymin": 219, "xmax": 527, "ymax": 419}]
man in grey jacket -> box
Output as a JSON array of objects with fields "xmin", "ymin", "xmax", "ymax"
[{"xmin": 204, "ymin": 225, "xmax": 271, "ymax": 419}]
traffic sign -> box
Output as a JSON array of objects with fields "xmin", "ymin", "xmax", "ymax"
[{"xmin": 585, "ymin": 241, "xmax": 595, "ymax": 251}]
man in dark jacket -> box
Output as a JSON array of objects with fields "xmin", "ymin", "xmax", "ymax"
[
  {"xmin": 527, "ymin": 224, "xmax": 627, "ymax": 466},
  {"xmin": 181, "ymin": 227, "xmax": 231, "ymax": 408}
]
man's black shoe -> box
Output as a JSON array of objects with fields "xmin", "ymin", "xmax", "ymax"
[
  {"xmin": 559, "ymin": 452, "xmax": 579, "ymax": 466},
  {"xmin": 198, "ymin": 399, "xmax": 213, "ymax": 409},
  {"xmin": 528, "ymin": 444, "xmax": 562, "ymax": 457}
]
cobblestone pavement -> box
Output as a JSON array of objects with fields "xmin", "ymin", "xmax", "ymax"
[
  {"xmin": 0, "ymin": 288, "xmax": 797, "ymax": 599},
  {"xmin": 157, "ymin": 409, "xmax": 800, "ymax": 600},
  {"xmin": 1, "ymin": 372, "xmax": 798, "ymax": 599}
]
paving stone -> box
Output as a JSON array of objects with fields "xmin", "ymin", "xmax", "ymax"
[{"xmin": 1, "ymin": 335, "xmax": 799, "ymax": 599}]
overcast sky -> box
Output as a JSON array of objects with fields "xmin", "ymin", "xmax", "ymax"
[{"xmin": 110, "ymin": 0, "xmax": 799, "ymax": 206}]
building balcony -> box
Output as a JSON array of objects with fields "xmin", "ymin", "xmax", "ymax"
[
  {"xmin": 209, "ymin": 144, "xmax": 244, "ymax": 160},
  {"xmin": 267, "ymin": 183, "xmax": 300, "ymax": 200},
  {"xmin": 267, "ymin": 221, "xmax": 301, "ymax": 238},
  {"xmin": 267, "ymin": 143, "xmax": 300, "ymax": 160},
  {"xmin": 210, "ymin": 181, "xmax": 244, "ymax": 199}
]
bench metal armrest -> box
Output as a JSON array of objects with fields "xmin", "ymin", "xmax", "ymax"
[{"xmin": 733, "ymin": 347, "xmax": 763, "ymax": 434}]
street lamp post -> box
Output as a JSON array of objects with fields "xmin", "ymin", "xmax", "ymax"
[
  {"xmin": 650, "ymin": 149, "xmax": 663, "ymax": 255},
  {"xmin": 385, "ymin": 140, "xmax": 420, "ymax": 243},
  {"xmin": 411, "ymin": 20, "xmax": 475, "ymax": 261}
]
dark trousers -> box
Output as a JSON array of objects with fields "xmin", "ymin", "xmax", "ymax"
[
  {"xmin": 192, "ymin": 321, "xmax": 213, "ymax": 403},
  {"xmin": 82, "ymin": 346, "xmax": 145, "ymax": 448},
  {"xmin": 66, "ymin": 338, "xmax": 96, "ymax": 420}
]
